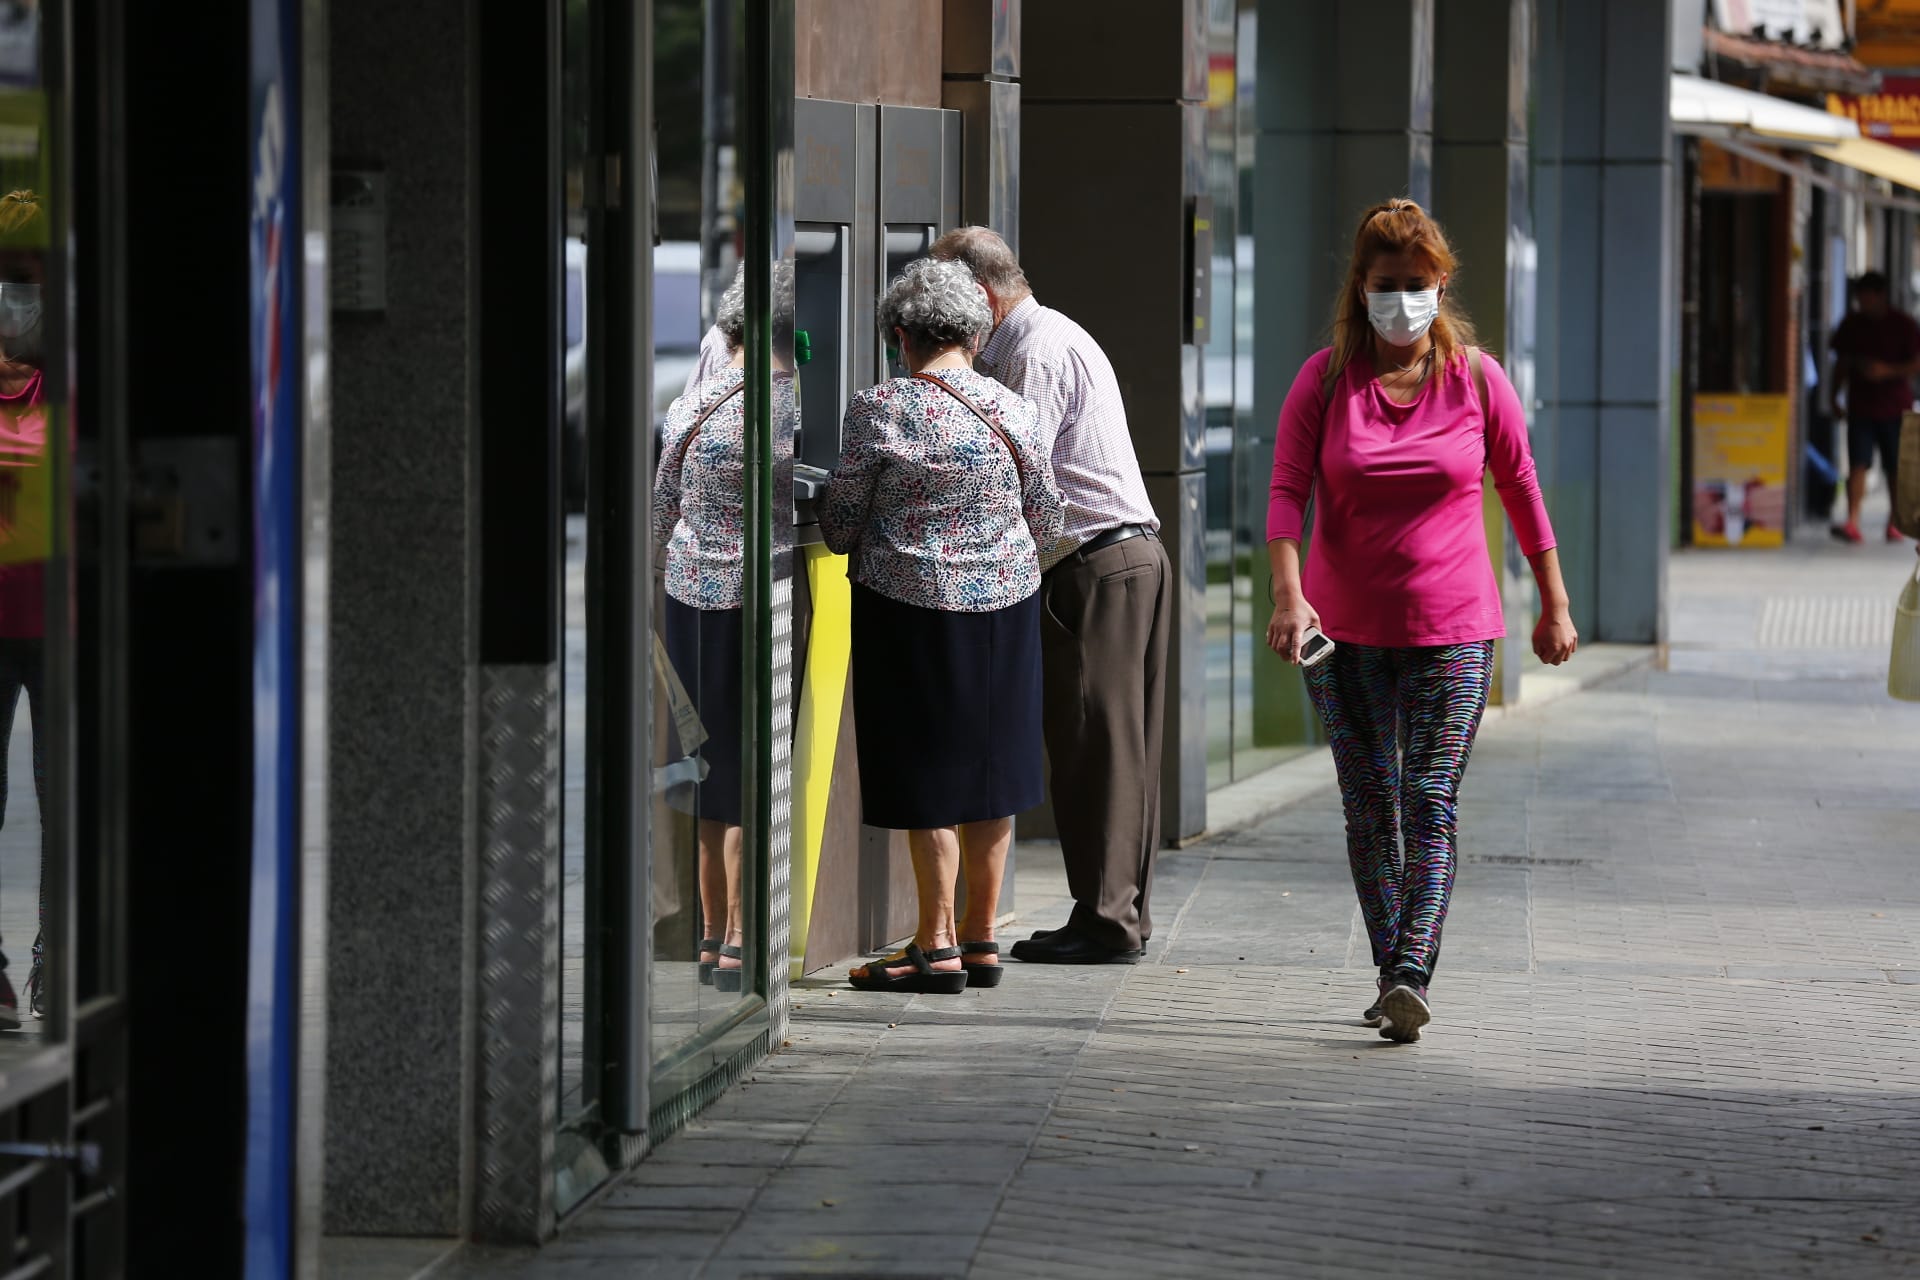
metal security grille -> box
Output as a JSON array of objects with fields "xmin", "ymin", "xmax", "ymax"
[
  {"xmin": 0, "ymin": 1078, "xmax": 82, "ymax": 1278},
  {"xmin": 72, "ymin": 1014, "xmax": 126, "ymax": 1278},
  {"xmin": 767, "ymin": 576, "xmax": 794, "ymax": 1046},
  {"xmin": 1756, "ymin": 596, "xmax": 1895, "ymax": 649}
]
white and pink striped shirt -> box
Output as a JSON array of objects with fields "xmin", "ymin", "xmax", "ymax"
[
  {"xmin": 684, "ymin": 324, "xmax": 732, "ymax": 396},
  {"xmin": 976, "ymin": 296, "xmax": 1157, "ymax": 568}
]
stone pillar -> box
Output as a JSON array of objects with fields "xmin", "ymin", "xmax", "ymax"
[
  {"xmin": 1435, "ymin": 0, "xmax": 1533, "ymax": 707},
  {"xmin": 1249, "ymin": 1, "xmax": 1435, "ymax": 745},
  {"xmin": 942, "ymin": 0, "xmax": 1020, "ymax": 247},
  {"xmin": 1022, "ymin": 0, "xmax": 1211, "ymax": 842},
  {"xmin": 324, "ymin": 0, "xmax": 479, "ymax": 1238},
  {"xmin": 1535, "ymin": 0, "xmax": 1674, "ymax": 643}
]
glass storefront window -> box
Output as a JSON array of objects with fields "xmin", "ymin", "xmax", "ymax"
[
  {"xmin": 1209, "ymin": 0, "xmax": 1323, "ymax": 788},
  {"xmin": 644, "ymin": 0, "xmax": 766, "ymax": 1096},
  {"xmin": 0, "ymin": 0, "xmax": 66, "ymax": 1065},
  {"xmin": 550, "ymin": 0, "xmax": 784, "ymax": 1207}
]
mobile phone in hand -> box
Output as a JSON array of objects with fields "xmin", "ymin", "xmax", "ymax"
[{"xmin": 1299, "ymin": 626, "xmax": 1335, "ymax": 668}]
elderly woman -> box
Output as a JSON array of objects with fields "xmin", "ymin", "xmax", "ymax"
[
  {"xmin": 652, "ymin": 264, "xmax": 786, "ymax": 994},
  {"xmin": 821, "ymin": 258, "xmax": 1064, "ymax": 994}
]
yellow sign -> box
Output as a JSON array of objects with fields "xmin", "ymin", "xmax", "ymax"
[{"xmin": 1693, "ymin": 394, "xmax": 1792, "ymax": 548}]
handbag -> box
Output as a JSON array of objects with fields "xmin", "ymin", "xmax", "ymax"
[
  {"xmin": 1891, "ymin": 558, "xmax": 1920, "ymax": 702},
  {"xmin": 1895, "ymin": 412, "xmax": 1920, "ymax": 540}
]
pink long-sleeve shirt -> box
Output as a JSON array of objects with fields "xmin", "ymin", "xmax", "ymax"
[{"xmin": 1267, "ymin": 348, "xmax": 1555, "ymax": 649}]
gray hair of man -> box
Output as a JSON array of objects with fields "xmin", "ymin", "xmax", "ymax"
[
  {"xmin": 714, "ymin": 260, "xmax": 795, "ymax": 351},
  {"xmin": 877, "ymin": 257, "xmax": 994, "ymax": 355},
  {"xmin": 928, "ymin": 225, "xmax": 1031, "ymax": 303}
]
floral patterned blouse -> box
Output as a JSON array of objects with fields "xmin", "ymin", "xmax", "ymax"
[
  {"xmin": 654, "ymin": 368, "xmax": 747, "ymax": 610},
  {"xmin": 819, "ymin": 369, "xmax": 1064, "ymax": 612}
]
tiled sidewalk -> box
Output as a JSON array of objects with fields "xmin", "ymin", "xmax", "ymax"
[{"xmin": 455, "ymin": 537, "xmax": 1920, "ymax": 1278}]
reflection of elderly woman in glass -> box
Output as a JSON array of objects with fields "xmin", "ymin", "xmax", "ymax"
[
  {"xmin": 821, "ymin": 259, "xmax": 1063, "ymax": 994},
  {"xmin": 652, "ymin": 264, "xmax": 790, "ymax": 993},
  {"xmin": 0, "ymin": 189, "xmax": 48, "ymax": 1026}
]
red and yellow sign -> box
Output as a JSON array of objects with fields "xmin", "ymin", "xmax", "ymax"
[
  {"xmin": 1206, "ymin": 53, "xmax": 1234, "ymax": 112},
  {"xmin": 1828, "ymin": 76, "xmax": 1920, "ymax": 150}
]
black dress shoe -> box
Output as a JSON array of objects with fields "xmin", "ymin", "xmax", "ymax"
[
  {"xmin": 1028, "ymin": 925, "xmax": 1150, "ymax": 943},
  {"xmin": 1009, "ymin": 929, "xmax": 1143, "ymax": 965}
]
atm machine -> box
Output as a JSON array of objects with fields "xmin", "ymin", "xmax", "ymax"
[
  {"xmin": 789, "ymin": 97, "xmax": 969, "ymax": 975},
  {"xmin": 876, "ymin": 105, "xmax": 961, "ymax": 381}
]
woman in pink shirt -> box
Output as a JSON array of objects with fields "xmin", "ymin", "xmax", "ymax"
[{"xmin": 1266, "ymin": 199, "xmax": 1578, "ymax": 1043}]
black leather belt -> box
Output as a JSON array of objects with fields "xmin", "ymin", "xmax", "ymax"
[{"xmin": 1075, "ymin": 523, "xmax": 1155, "ymax": 558}]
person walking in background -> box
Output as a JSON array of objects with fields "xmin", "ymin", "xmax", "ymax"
[
  {"xmin": 1828, "ymin": 270, "xmax": 1917, "ymax": 544},
  {"xmin": 931, "ymin": 226, "xmax": 1172, "ymax": 968},
  {"xmin": 821, "ymin": 259, "xmax": 1062, "ymax": 994},
  {"xmin": 1266, "ymin": 199, "xmax": 1577, "ymax": 1044}
]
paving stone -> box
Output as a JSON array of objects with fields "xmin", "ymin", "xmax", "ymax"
[{"xmin": 452, "ymin": 547, "xmax": 1920, "ymax": 1276}]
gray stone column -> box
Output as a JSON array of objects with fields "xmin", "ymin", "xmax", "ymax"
[
  {"xmin": 1022, "ymin": 0, "xmax": 1211, "ymax": 842},
  {"xmin": 942, "ymin": 0, "xmax": 1020, "ymax": 248},
  {"xmin": 1535, "ymin": 0, "xmax": 1674, "ymax": 643},
  {"xmin": 324, "ymin": 0, "xmax": 479, "ymax": 1238},
  {"xmin": 1435, "ymin": 0, "xmax": 1533, "ymax": 707},
  {"xmin": 1249, "ymin": 0, "xmax": 1435, "ymax": 744}
]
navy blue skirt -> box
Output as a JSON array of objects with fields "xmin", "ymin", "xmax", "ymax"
[
  {"xmin": 662, "ymin": 595, "xmax": 743, "ymax": 826},
  {"xmin": 850, "ymin": 583, "xmax": 1044, "ymax": 830}
]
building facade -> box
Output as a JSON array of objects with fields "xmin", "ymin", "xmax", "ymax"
[{"xmin": 17, "ymin": 1, "xmax": 1920, "ymax": 1277}]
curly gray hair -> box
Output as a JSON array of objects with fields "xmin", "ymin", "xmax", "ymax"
[
  {"xmin": 878, "ymin": 258, "xmax": 993, "ymax": 353},
  {"xmin": 714, "ymin": 260, "xmax": 794, "ymax": 351}
]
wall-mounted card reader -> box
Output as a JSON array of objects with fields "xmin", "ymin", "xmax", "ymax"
[{"xmin": 332, "ymin": 168, "xmax": 388, "ymax": 314}]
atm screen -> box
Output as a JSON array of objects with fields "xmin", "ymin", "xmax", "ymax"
[
  {"xmin": 794, "ymin": 224, "xmax": 850, "ymax": 471},
  {"xmin": 881, "ymin": 225, "xmax": 935, "ymax": 382}
]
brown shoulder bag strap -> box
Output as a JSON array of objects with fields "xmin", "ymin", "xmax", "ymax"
[
  {"xmin": 912, "ymin": 371, "xmax": 1027, "ymax": 490},
  {"xmin": 672, "ymin": 380, "xmax": 745, "ymax": 470}
]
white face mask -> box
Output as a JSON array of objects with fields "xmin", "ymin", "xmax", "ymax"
[
  {"xmin": 1365, "ymin": 288, "xmax": 1440, "ymax": 347},
  {"xmin": 0, "ymin": 283, "xmax": 39, "ymax": 362}
]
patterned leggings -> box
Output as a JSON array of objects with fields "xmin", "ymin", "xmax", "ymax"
[
  {"xmin": 1304, "ymin": 641, "xmax": 1493, "ymax": 985},
  {"xmin": 0, "ymin": 639, "xmax": 45, "ymax": 971}
]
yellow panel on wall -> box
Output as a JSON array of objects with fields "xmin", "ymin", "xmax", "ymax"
[{"xmin": 790, "ymin": 544, "xmax": 853, "ymax": 978}]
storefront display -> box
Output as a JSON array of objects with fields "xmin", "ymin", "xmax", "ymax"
[{"xmin": 1692, "ymin": 394, "xmax": 1793, "ymax": 547}]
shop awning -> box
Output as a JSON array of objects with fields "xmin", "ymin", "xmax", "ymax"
[
  {"xmin": 1671, "ymin": 74, "xmax": 1861, "ymax": 143},
  {"xmin": 1810, "ymin": 135, "xmax": 1920, "ymax": 194},
  {"xmin": 1713, "ymin": 137, "xmax": 1920, "ymax": 214}
]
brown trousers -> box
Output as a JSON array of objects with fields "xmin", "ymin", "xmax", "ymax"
[{"xmin": 1038, "ymin": 533, "xmax": 1171, "ymax": 951}]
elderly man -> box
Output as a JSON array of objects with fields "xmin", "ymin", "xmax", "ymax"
[{"xmin": 932, "ymin": 226, "xmax": 1169, "ymax": 965}]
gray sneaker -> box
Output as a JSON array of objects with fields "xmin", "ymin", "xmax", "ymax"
[
  {"xmin": 1378, "ymin": 978, "xmax": 1430, "ymax": 1043},
  {"xmin": 1362, "ymin": 975, "xmax": 1391, "ymax": 1027}
]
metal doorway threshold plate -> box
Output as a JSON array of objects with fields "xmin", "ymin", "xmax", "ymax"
[{"xmin": 1756, "ymin": 596, "xmax": 1894, "ymax": 649}]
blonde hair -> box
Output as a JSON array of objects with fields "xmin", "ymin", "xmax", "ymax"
[
  {"xmin": 1327, "ymin": 198, "xmax": 1476, "ymax": 388},
  {"xmin": 0, "ymin": 191, "xmax": 40, "ymax": 236}
]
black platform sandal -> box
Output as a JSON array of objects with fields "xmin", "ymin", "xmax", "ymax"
[
  {"xmin": 847, "ymin": 943, "xmax": 968, "ymax": 995},
  {"xmin": 712, "ymin": 944, "xmax": 745, "ymax": 993},
  {"xmin": 698, "ymin": 937, "xmax": 723, "ymax": 987},
  {"xmin": 960, "ymin": 941, "xmax": 1004, "ymax": 989}
]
